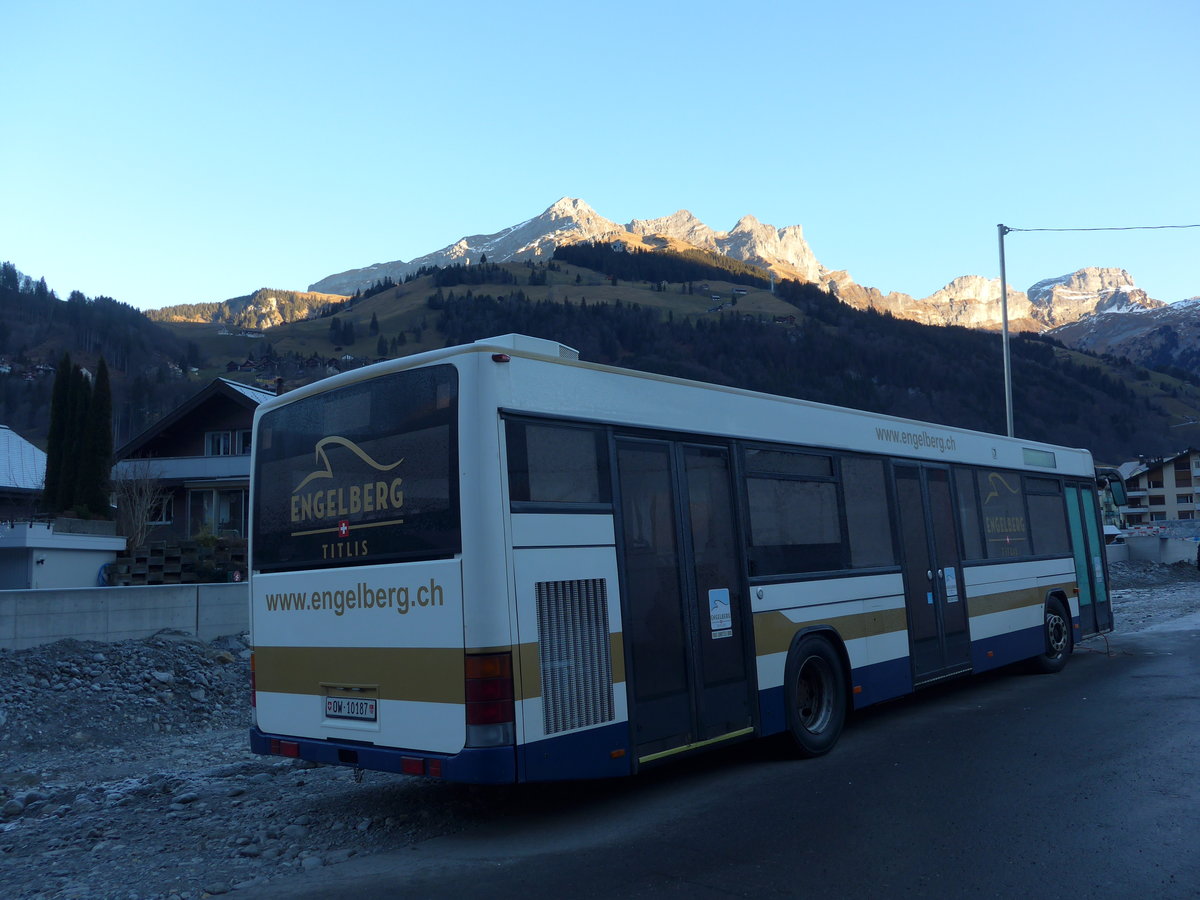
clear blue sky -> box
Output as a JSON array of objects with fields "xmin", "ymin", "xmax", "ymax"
[{"xmin": 3, "ymin": 0, "xmax": 1197, "ymax": 311}]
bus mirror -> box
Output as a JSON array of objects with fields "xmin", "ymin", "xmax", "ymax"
[
  {"xmin": 1095, "ymin": 468, "xmax": 1128, "ymax": 506},
  {"xmin": 1110, "ymin": 479, "xmax": 1128, "ymax": 506}
]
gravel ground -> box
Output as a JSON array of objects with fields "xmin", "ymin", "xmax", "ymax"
[{"xmin": 1, "ymin": 561, "xmax": 1197, "ymax": 899}]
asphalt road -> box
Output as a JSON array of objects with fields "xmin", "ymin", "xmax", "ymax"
[{"xmin": 253, "ymin": 620, "xmax": 1200, "ymax": 899}]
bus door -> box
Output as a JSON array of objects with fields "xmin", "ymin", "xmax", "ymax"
[
  {"xmin": 615, "ymin": 438, "xmax": 754, "ymax": 763},
  {"xmin": 1065, "ymin": 483, "xmax": 1113, "ymax": 636},
  {"xmin": 894, "ymin": 465, "xmax": 972, "ymax": 686}
]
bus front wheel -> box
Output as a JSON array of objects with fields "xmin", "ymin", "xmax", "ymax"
[
  {"xmin": 1032, "ymin": 595, "xmax": 1073, "ymax": 674},
  {"xmin": 784, "ymin": 635, "xmax": 847, "ymax": 757}
]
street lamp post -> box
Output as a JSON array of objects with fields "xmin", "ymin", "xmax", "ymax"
[{"xmin": 998, "ymin": 223, "xmax": 1014, "ymax": 437}]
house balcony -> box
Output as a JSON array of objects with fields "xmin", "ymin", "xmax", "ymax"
[{"xmin": 112, "ymin": 455, "xmax": 251, "ymax": 484}]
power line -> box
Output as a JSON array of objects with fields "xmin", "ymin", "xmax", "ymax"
[{"xmin": 1002, "ymin": 223, "xmax": 1200, "ymax": 234}]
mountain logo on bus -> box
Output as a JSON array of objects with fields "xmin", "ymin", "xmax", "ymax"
[
  {"xmin": 981, "ymin": 472, "xmax": 1019, "ymax": 505},
  {"xmin": 289, "ymin": 436, "xmax": 406, "ymax": 533}
]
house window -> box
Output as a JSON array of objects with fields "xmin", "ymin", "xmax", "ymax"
[
  {"xmin": 1149, "ymin": 495, "xmax": 1165, "ymax": 507},
  {"xmin": 1126, "ymin": 513, "xmax": 1145, "ymax": 524},
  {"xmin": 188, "ymin": 488, "xmax": 247, "ymax": 537},
  {"xmin": 237, "ymin": 429, "xmax": 253, "ymax": 455},
  {"xmin": 206, "ymin": 431, "xmax": 233, "ymax": 456},
  {"xmin": 1177, "ymin": 494, "xmax": 1193, "ymax": 505},
  {"xmin": 148, "ymin": 495, "xmax": 174, "ymax": 525},
  {"xmin": 1181, "ymin": 512, "xmax": 1194, "ymax": 520},
  {"xmin": 1150, "ymin": 512, "xmax": 1166, "ymax": 522}
]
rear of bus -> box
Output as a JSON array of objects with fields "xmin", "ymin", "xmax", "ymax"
[{"xmin": 248, "ymin": 361, "xmax": 515, "ymax": 783}]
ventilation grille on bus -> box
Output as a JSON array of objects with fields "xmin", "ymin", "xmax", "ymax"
[{"xmin": 535, "ymin": 578, "xmax": 614, "ymax": 734}]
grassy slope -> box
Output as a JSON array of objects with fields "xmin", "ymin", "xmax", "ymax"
[{"xmin": 160, "ymin": 263, "xmax": 1200, "ymax": 458}]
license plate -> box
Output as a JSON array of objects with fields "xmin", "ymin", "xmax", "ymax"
[{"xmin": 325, "ymin": 696, "xmax": 377, "ymax": 721}]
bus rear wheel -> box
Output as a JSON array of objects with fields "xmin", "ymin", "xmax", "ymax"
[
  {"xmin": 784, "ymin": 635, "xmax": 847, "ymax": 757},
  {"xmin": 1032, "ymin": 595, "xmax": 1073, "ymax": 674}
]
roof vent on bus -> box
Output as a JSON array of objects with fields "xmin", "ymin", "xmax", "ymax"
[{"xmin": 474, "ymin": 333, "xmax": 580, "ymax": 361}]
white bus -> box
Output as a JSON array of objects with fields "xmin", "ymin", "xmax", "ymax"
[{"xmin": 249, "ymin": 333, "xmax": 1114, "ymax": 782}]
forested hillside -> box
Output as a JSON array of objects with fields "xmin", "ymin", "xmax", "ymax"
[
  {"xmin": 428, "ymin": 273, "xmax": 1170, "ymax": 462},
  {"xmin": 4, "ymin": 248, "xmax": 1194, "ymax": 463},
  {"xmin": 0, "ymin": 262, "xmax": 201, "ymax": 445}
]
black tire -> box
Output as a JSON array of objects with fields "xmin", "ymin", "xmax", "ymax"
[
  {"xmin": 784, "ymin": 634, "xmax": 847, "ymax": 757},
  {"xmin": 1033, "ymin": 595, "xmax": 1073, "ymax": 674}
]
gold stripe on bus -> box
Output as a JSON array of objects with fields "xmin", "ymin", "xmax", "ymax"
[
  {"xmin": 514, "ymin": 633, "xmax": 626, "ymax": 700},
  {"xmin": 254, "ymin": 646, "xmax": 465, "ymax": 704},
  {"xmin": 967, "ymin": 582, "xmax": 1072, "ymax": 618},
  {"xmin": 257, "ymin": 637, "xmax": 628, "ymax": 706},
  {"xmin": 752, "ymin": 607, "xmax": 908, "ymax": 658}
]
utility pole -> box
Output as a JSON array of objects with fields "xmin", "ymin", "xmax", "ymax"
[{"xmin": 998, "ymin": 224, "xmax": 1014, "ymax": 437}]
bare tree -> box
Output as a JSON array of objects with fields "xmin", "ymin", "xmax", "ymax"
[{"xmin": 112, "ymin": 458, "xmax": 168, "ymax": 551}]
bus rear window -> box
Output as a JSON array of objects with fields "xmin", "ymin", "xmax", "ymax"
[{"xmin": 252, "ymin": 365, "xmax": 459, "ymax": 572}]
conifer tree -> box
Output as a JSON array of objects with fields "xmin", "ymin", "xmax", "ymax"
[
  {"xmin": 80, "ymin": 358, "xmax": 113, "ymax": 516},
  {"xmin": 43, "ymin": 352, "xmax": 72, "ymax": 510},
  {"xmin": 60, "ymin": 364, "xmax": 91, "ymax": 512}
]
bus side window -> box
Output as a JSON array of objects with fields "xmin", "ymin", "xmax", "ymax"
[
  {"xmin": 506, "ymin": 421, "xmax": 610, "ymax": 505},
  {"xmin": 1025, "ymin": 477, "xmax": 1070, "ymax": 557},
  {"xmin": 977, "ymin": 469, "xmax": 1031, "ymax": 558},
  {"xmin": 744, "ymin": 448, "xmax": 841, "ymax": 576},
  {"xmin": 842, "ymin": 456, "xmax": 895, "ymax": 568},
  {"xmin": 953, "ymin": 467, "xmax": 985, "ymax": 560}
]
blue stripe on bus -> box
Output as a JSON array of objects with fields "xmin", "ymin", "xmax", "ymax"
[
  {"xmin": 517, "ymin": 721, "xmax": 632, "ymax": 781},
  {"xmin": 249, "ymin": 727, "xmax": 518, "ymax": 784},
  {"xmin": 970, "ymin": 623, "xmax": 1044, "ymax": 673}
]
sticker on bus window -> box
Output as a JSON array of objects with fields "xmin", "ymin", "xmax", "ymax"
[
  {"xmin": 709, "ymin": 588, "xmax": 732, "ymax": 638},
  {"xmin": 944, "ymin": 568, "xmax": 959, "ymax": 603}
]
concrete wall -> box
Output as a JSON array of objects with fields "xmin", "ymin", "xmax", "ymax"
[
  {"xmin": 1125, "ymin": 536, "xmax": 1199, "ymax": 565},
  {"xmin": 0, "ymin": 583, "xmax": 248, "ymax": 650}
]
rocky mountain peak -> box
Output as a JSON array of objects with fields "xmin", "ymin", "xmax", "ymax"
[
  {"xmin": 304, "ymin": 200, "xmax": 1185, "ymax": 342},
  {"xmin": 626, "ymin": 209, "xmax": 821, "ymax": 282},
  {"xmin": 1026, "ymin": 267, "xmax": 1164, "ymax": 327},
  {"xmin": 626, "ymin": 210, "xmax": 715, "ymax": 247},
  {"xmin": 543, "ymin": 196, "xmax": 606, "ymax": 226},
  {"xmin": 308, "ymin": 200, "xmax": 833, "ymax": 296}
]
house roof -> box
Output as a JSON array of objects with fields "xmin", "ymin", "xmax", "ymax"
[
  {"xmin": 220, "ymin": 378, "xmax": 276, "ymax": 403},
  {"xmin": 0, "ymin": 425, "xmax": 47, "ymax": 492},
  {"xmin": 1119, "ymin": 447, "xmax": 1200, "ymax": 481},
  {"xmin": 115, "ymin": 377, "xmax": 278, "ymax": 460}
]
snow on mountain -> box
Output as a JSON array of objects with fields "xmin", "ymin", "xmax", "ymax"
[
  {"xmin": 308, "ymin": 198, "xmax": 624, "ymax": 295},
  {"xmin": 304, "ymin": 199, "xmax": 1186, "ymax": 343},
  {"xmin": 308, "ymin": 199, "xmax": 823, "ymax": 296}
]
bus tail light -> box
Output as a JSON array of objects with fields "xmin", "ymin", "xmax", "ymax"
[{"xmin": 465, "ymin": 652, "xmax": 514, "ymax": 747}]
